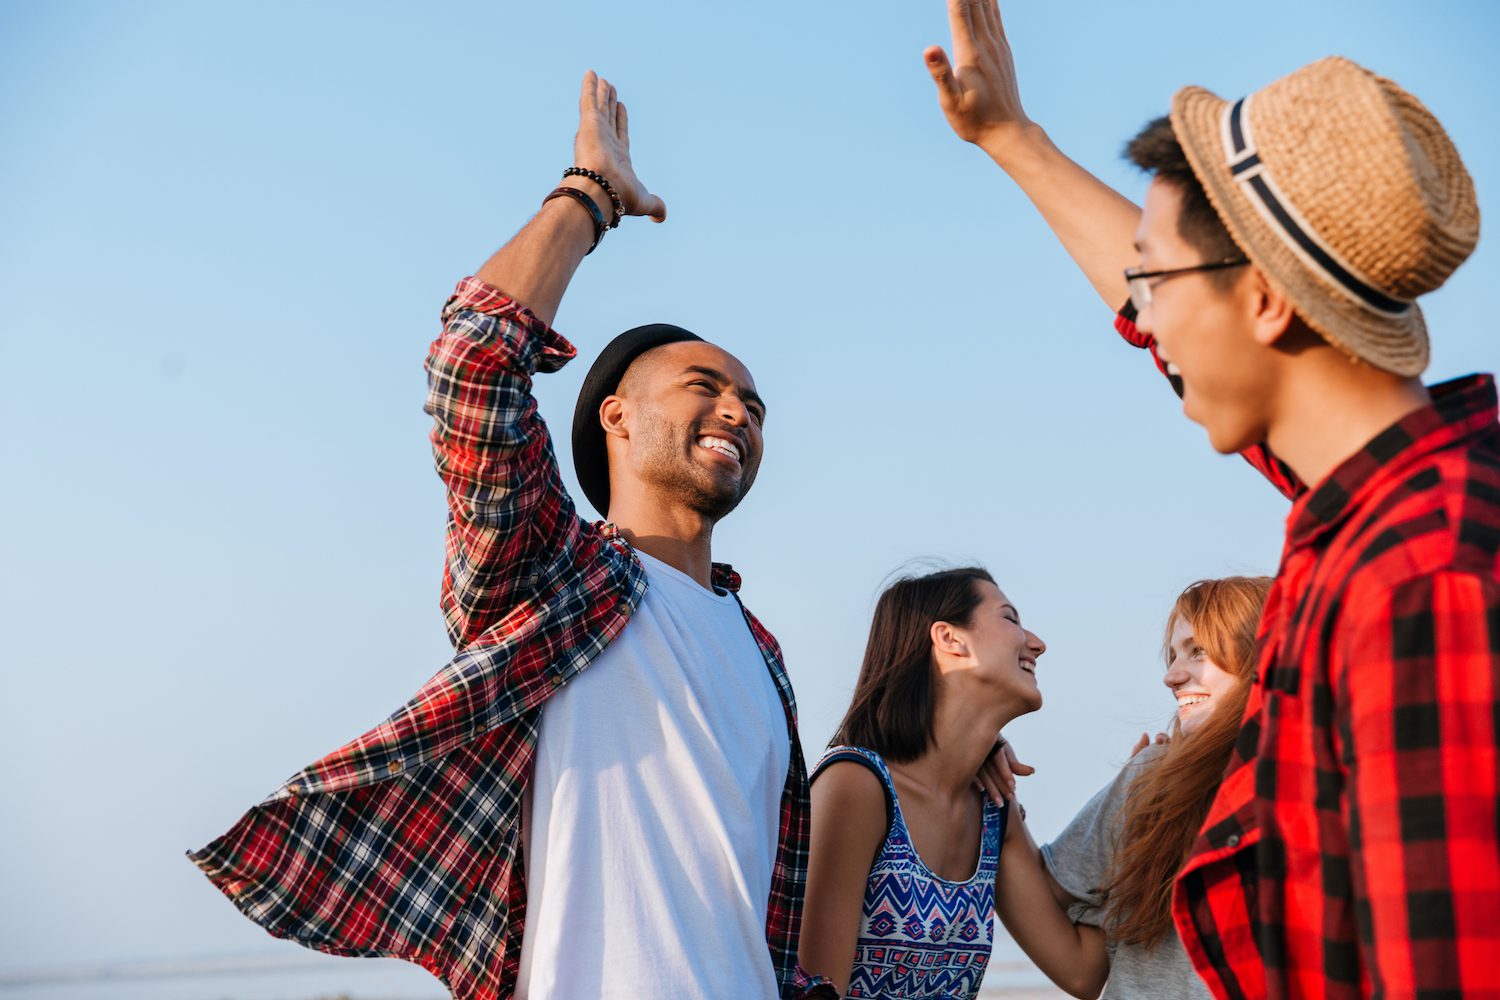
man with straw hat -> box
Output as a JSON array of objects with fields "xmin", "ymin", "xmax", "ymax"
[
  {"xmin": 926, "ymin": 0, "xmax": 1498, "ymax": 996},
  {"xmin": 189, "ymin": 71, "xmax": 838, "ymax": 1000}
]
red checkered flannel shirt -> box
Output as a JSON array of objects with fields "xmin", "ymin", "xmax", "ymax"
[
  {"xmin": 1117, "ymin": 307, "xmax": 1500, "ymax": 999},
  {"xmin": 191, "ymin": 278, "xmax": 819, "ymax": 999}
]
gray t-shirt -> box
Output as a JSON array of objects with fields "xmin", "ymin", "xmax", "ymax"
[{"xmin": 1040, "ymin": 744, "xmax": 1211, "ymax": 1000}]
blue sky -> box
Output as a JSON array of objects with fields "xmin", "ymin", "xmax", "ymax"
[{"xmin": 3, "ymin": 1, "xmax": 1496, "ymax": 994}]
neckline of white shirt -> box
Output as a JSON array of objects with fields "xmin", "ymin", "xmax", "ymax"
[{"xmin": 634, "ymin": 548, "xmax": 737, "ymax": 604}]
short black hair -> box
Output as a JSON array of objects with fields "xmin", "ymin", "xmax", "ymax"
[{"xmin": 1126, "ymin": 116, "xmax": 1243, "ymax": 278}]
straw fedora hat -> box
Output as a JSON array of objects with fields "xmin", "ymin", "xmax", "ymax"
[{"xmin": 1170, "ymin": 56, "xmax": 1478, "ymax": 376}]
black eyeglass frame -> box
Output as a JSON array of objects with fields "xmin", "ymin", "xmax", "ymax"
[{"xmin": 1123, "ymin": 258, "xmax": 1250, "ymax": 312}]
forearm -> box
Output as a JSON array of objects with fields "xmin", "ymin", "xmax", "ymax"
[
  {"xmin": 978, "ymin": 123, "xmax": 1140, "ymax": 310},
  {"xmin": 996, "ymin": 818, "xmax": 1109, "ymax": 998},
  {"xmin": 473, "ymin": 182, "xmax": 601, "ymax": 328}
]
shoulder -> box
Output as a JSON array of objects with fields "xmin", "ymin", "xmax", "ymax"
[
  {"xmin": 812, "ymin": 751, "xmax": 887, "ymax": 804},
  {"xmin": 1343, "ymin": 442, "xmax": 1500, "ymax": 585},
  {"xmin": 808, "ymin": 752, "xmax": 891, "ymax": 875},
  {"xmin": 813, "ymin": 748, "xmax": 890, "ymax": 821},
  {"xmin": 1050, "ymin": 748, "xmax": 1165, "ymax": 853}
]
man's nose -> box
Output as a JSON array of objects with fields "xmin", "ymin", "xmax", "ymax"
[
  {"xmin": 1135, "ymin": 300, "xmax": 1155, "ymax": 336},
  {"xmin": 719, "ymin": 395, "xmax": 749, "ymax": 425}
]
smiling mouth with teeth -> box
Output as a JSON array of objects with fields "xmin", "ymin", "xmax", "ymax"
[
  {"xmin": 1177, "ymin": 694, "xmax": 1210, "ymax": 708},
  {"xmin": 697, "ymin": 435, "xmax": 742, "ymax": 463},
  {"xmin": 1019, "ymin": 660, "xmax": 1036, "ymax": 675}
]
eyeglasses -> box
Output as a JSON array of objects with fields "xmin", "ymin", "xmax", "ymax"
[{"xmin": 1123, "ymin": 258, "xmax": 1249, "ymax": 314}]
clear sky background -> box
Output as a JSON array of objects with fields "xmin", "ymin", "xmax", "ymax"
[{"xmin": 3, "ymin": 1, "xmax": 1497, "ymax": 996}]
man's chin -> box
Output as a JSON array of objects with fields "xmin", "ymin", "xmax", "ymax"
[
  {"xmin": 1187, "ymin": 403, "xmax": 1256, "ymax": 455},
  {"xmin": 679, "ymin": 473, "xmax": 749, "ymax": 521}
]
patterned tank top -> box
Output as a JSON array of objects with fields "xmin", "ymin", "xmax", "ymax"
[{"xmin": 814, "ymin": 746, "xmax": 1008, "ymax": 1000}]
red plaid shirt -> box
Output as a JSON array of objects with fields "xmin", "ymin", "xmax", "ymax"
[
  {"xmin": 191, "ymin": 278, "xmax": 817, "ymax": 999},
  {"xmin": 1117, "ymin": 309, "xmax": 1500, "ymax": 998}
]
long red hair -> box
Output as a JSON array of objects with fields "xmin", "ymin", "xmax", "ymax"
[{"xmin": 1100, "ymin": 576, "xmax": 1271, "ymax": 948}]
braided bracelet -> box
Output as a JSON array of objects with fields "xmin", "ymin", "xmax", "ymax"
[
  {"xmin": 562, "ymin": 167, "xmax": 623, "ymax": 229},
  {"xmin": 543, "ymin": 186, "xmax": 606, "ymax": 254}
]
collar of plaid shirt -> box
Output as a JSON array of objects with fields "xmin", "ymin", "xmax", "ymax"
[{"xmin": 1171, "ymin": 373, "xmax": 1500, "ymax": 1000}]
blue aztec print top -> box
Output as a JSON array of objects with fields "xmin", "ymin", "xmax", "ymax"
[{"xmin": 814, "ymin": 746, "xmax": 1008, "ymax": 1000}]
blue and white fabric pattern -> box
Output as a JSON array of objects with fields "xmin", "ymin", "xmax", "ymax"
[{"xmin": 815, "ymin": 746, "xmax": 1007, "ymax": 1000}]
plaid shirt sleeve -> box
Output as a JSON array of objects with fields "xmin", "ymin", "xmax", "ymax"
[
  {"xmin": 425, "ymin": 277, "xmax": 581, "ymax": 649},
  {"xmin": 1113, "ymin": 306, "xmax": 1303, "ymax": 500},
  {"xmin": 1336, "ymin": 568, "xmax": 1500, "ymax": 995}
]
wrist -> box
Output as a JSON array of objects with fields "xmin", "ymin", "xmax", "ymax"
[
  {"xmin": 542, "ymin": 184, "xmax": 606, "ymax": 255},
  {"xmin": 558, "ymin": 175, "xmax": 612, "ymax": 222},
  {"xmin": 977, "ymin": 121, "xmax": 1055, "ymax": 174}
]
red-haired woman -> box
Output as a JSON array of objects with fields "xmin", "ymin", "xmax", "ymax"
[{"xmin": 997, "ymin": 576, "xmax": 1271, "ymax": 999}]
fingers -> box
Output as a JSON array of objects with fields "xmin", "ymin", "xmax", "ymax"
[
  {"xmin": 991, "ymin": 755, "xmax": 1018, "ymax": 796},
  {"xmin": 924, "ymin": 46, "xmax": 959, "ymax": 107},
  {"xmin": 975, "ymin": 0, "xmax": 1003, "ymax": 47},
  {"xmin": 989, "ymin": 0, "xmax": 1008, "ymax": 41},
  {"xmin": 978, "ymin": 759, "xmax": 1015, "ymax": 803},
  {"xmin": 616, "ymin": 100, "xmax": 629, "ymax": 142},
  {"xmin": 1131, "ymin": 732, "xmax": 1149, "ymax": 756},
  {"xmin": 1002, "ymin": 742, "xmax": 1036, "ymax": 776},
  {"xmin": 580, "ymin": 69, "xmax": 597, "ymax": 112},
  {"xmin": 946, "ymin": 0, "xmax": 979, "ymax": 63},
  {"xmin": 642, "ymin": 192, "xmax": 667, "ymax": 223}
]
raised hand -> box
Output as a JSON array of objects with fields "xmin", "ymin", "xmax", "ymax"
[
  {"xmin": 571, "ymin": 70, "xmax": 666, "ymax": 223},
  {"xmin": 924, "ymin": 0, "xmax": 1031, "ymax": 149}
]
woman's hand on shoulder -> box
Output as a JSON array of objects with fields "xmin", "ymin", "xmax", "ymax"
[
  {"xmin": 1129, "ymin": 731, "xmax": 1170, "ymax": 757},
  {"xmin": 975, "ymin": 734, "xmax": 1035, "ymax": 806}
]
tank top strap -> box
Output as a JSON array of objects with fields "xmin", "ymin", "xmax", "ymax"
[
  {"xmin": 975, "ymin": 794, "xmax": 1009, "ymax": 884},
  {"xmin": 813, "ymin": 745, "xmax": 896, "ymax": 840}
]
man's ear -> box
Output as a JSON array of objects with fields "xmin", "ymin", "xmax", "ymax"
[
  {"xmin": 1248, "ymin": 268, "xmax": 1298, "ymax": 348},
  {"xmin": 600, "ymin": 395, "xmax": 629, "ymax": 441}
]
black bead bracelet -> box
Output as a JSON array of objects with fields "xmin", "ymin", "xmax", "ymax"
[{"xmin": 562, "ymin": 167, "xmax": 623, "ymax": 229}]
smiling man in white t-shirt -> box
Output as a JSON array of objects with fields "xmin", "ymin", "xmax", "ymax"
[{"xmin": 192, "ymin": 72, "xmax": 831, "ymax": 1000}]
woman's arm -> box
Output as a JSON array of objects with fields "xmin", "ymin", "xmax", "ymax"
[
  {"xmin": 797, "ymin": 761, "xmax": 890, "ymax": 996},
  {"xmin": 995, "ymin": 809, "xmax": 1110, "ymax": 999}
]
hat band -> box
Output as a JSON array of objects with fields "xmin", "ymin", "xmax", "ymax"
[{"xmin": 1219, "ymin": 97, "xmax": 1411, "ymax": 317}]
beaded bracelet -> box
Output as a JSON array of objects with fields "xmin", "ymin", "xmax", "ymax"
[
  {"xmin": 543, "ymin": 186, "xmax": 606, "ymax": 254},
  {"xmin": 562, "ymin": 167, "xmax": 623, "ymax": 229}
]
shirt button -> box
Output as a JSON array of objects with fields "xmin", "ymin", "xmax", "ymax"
[
  {"xmin": 388, "ymin": 760, "xmax": 403, "ymax": 775},
  {"xmin": 1226, "ymin": 834, "xmax": 1240, "ymax": 848},
  {"xmin": 551, "ymin": 675, "xmax": 564, "ymax": 687}
]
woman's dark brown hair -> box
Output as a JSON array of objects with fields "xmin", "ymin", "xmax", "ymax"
[
  {"xmin": 832, "ymin": 567, "xmax": 995, "ymax": 763},
  {"xmin": 1101, "ymin": 575, "xmax": 1272, "ymax": 948}
]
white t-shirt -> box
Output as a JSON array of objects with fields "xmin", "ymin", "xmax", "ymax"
[{"xmin": 516, "ymin": 550, "xmax": 791, "ymax": 999}]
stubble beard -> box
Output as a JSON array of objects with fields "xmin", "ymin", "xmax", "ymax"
[{"xmin": 633, "ymin": 411, "xmax": 751, "ymax": 522}]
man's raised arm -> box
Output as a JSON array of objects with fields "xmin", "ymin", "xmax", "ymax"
[
  {"xmin": 925, "ymin": 0, "xmax": 1139, "ymax": 312},
  {"xmin": 426, "ymin": 71, "xmax": 665, "ymax": 648},
  {"xmin": 474, "ymin": 70, "xmax": 666, "ymax": 328}
]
